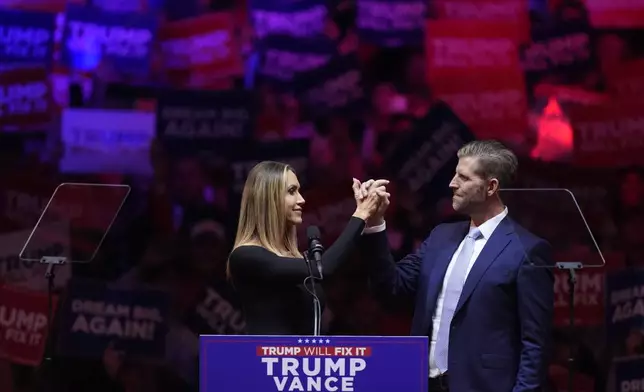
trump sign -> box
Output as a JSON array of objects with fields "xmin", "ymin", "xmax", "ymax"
[{"xmin": 200, "ymin": 335, "xmax": 428, "ymax": 391}]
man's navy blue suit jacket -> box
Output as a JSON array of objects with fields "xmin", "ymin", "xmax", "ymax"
[{"xmin": 360, "ymin": 217, "xmax": 554, "ymax": 392}]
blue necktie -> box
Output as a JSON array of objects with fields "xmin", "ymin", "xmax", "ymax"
[{"xmin": 435, "ymin": 227, "xmax": 482, "ymax": 372}]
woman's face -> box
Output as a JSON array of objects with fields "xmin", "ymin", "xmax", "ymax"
[{"xmin": 284, "ymin": 170, "xmax": 305, "ymax": 226}]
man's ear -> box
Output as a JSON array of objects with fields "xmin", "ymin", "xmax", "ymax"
[{"xmin": 487, "ymin": 178, "xmax": 499, "ymax": 196}]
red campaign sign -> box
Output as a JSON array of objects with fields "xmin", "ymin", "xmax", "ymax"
[
  {"xmin": 568, "ymin": 101, "xmax": 644, "ymax": 167},
  {"xmin": 553, "ymin": 268, "xmax": 604, "ymax": 327},
  {"xmin": 0, "ymin": 285, "xmax": 57, "ymax": 366},
  {"xmin": 584, "ymin": 0, "xmax": 644, "ymax": 29},
  {"xmin": 431, "ymin": 0, "xmax": 530, "ymax": 42},
  {"xmin": 0, "ymin": 67, "xmax": 53, "ymax": 130},
  {"xmin": 425, "ymin": 20, "xmax": 523, "ymax": 82},
  {"xmin": 158, "ymin": 12, "xmax": 244, "ymax": 89},
  {"xmin": 429, "ymin": 68, "xmax": 528, "ymax": 141}
]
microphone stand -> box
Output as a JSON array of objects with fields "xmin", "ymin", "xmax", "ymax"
[
  {"xmin": 557, "ymin": 261, "xmax": 582, "ymax": 392},
  {"xmin": 303, "ymin": 252, "xmax": 322, "ymax": 336}
]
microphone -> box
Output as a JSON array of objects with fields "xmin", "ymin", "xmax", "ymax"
[{"xmin": 306, "ymin": 226, "xmax": 324, "ymax": 278}]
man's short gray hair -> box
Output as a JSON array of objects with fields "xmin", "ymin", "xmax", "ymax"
[{"xmin": 457, "ymin": 140, "xmax": 518, "ymax": 188}]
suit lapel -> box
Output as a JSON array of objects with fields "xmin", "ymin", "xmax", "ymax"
[
  {"xmin": 424, "ymin": 222, "xmax": 469, "ymax": 319},
  {"xmin": 454, "ymin": 217, "xmax": 514, "ymax": 316}
]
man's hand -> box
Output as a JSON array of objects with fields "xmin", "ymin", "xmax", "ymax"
[{"xmin": 354, "ymin": 178, "xmax": 390, "ymax": 227}]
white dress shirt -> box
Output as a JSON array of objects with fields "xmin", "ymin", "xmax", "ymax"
[{"xmin": 363, "ymin": 207, "xmax": 509, "ymax": 377}]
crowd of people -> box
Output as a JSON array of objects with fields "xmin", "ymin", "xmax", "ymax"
[{"xmin": 1, "ymin": 0, "xmax": 644, "ymax": 391}]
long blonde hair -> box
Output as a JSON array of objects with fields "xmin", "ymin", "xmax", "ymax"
[{"xmin": 227, "ymin": 161, "xmax": 303, "ymax": 278}]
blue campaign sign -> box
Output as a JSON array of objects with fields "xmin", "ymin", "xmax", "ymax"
[
  {"xmin": 292, "ymin": 54, "xmax": 365, "ymax": 116},
  {"xmin": 249, "ymin": 0, "xmax": 328, "ymax": 40},
  {"xmin": 614, "ymin": 357, "xmax": 644, "ymax": 392},
  {"xmin": 200, "ymin": 335, "xmax": 428, "ymax": 392},
  {"xmin": 605, "ymin": 269, "xmax": 644, "ymax": 343},
  {"xmin": 0, "ymin": 8, "xmax": 56, "ymax": 66},
  {"xmin": 156, "ymin": 89, "xmax": 255, "ymax": 144},
  {"xmin": 57, "ymin": 279, "xmax": 169, "ymax": 359},
  {"xmin": 258, "ymin": 35, "xmax": 336, "ymax": 89},
  {"xmin": 61, "ymin": 5, "xmax": 157, "ymax": 73},
  {"xmin": 356, "ymin": 0, "xmax": 427, "ymax": 47}
]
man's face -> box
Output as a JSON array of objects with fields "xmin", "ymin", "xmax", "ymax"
[{"xmin": 449, "ymin": 156, "xmax": 489, "ymax": 214}]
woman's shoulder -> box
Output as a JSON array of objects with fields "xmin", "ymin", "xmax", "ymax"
[{"xmin": 229, "ymin": 244, "xmax": 271, "ymax": 261}]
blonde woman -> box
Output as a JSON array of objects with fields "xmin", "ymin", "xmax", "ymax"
[{"xmin": 227, "ymin": 161, "xmax": 387, "ymax": 335}]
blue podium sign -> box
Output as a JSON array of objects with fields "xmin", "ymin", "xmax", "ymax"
[{"xmin": 200, "ymin": 335, "xmax": 428, "ymax": 392}]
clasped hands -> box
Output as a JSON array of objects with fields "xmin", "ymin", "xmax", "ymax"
[{"xmin": 351, "ymin": 178, "xmax": 391, "ymax": 226}]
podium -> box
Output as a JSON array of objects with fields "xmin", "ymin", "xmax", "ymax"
[{"xmin": 199, "ymin": 335, "xmax": 428, "ymax": 392}]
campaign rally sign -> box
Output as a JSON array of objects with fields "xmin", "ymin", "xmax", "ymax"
[
  {"xmin": 429, "ymin": 68, "xmax": 528, "ymax": 141},
  {"xmin": 61, "ymin": 5, "xmax": 157, "ymax": 73},
  {"xmin": 229, "ymin": 139, "xmax": 310, "ymax": 194},
  {"xmin": 567, "ymin": 101, "xmax": 644, "ymax": 167},
  {"xmin": 158, "ymin": 12, "xmax": 244, "ymax": 89},
  {"xmin": 425, "ymin": 20, "xmax": 522, "ymax": 83},
  {"xmin": 585, "ymin": 0, "xmax": 644, "ymax": 28},
  {"xmin": 0, "ymin": 223, "xmax": 71, "ymax": 292},
  {"xmin": 615, "ymin": 357, "xmax": 644, "ymax": 392},
  {"xmin": 57, "ymin": 279, "xmax": 169, "ymax": 359},
  {"xmin": 156, "ymin": 89, "xmax": 253, "ymax": 146},
  {"xmin": 385, "ymin": 100, "xmax": 475, "ymax": 208},
  {"xmin": 200, "ymin": 335, "xmax": 428, "ymax": 392},
  {"xmin": 0, "ymin": 8, "xmax": 56, "ymax": 66},
  {"xmin": 521, "ymin": 26, "xmax": 594, "ymax": 84},
  {"xmin": 250, "ymin": 0, "xmax": 327, "ymax": 40},
  {"xmin": 60, "ymin": 108, "xmax": 155, "ymax": 175},
  {"xmin": 293, "ymin": 54, "xmax": 364, "ymax": 116},
  {"xmin": 0, "ymin": 67, "xmax": 52, "ymax": 130},
  {"xmin": 258, "ymin": 35, "xmax": 336, "ymax": 88},
  {"xmin": 606, "ymin": 269, "xmax": 644, "ymax": 345},
  {"xmin": 356, "ymin": 0, "xmax": 426, "ymax": 47},
  {"xmin": 0, "ymin": 285, "xmax": 57, "ymax": 366},
  {"xmin": 432, "ymin": 0, "xmax": 530, "ymax": 30},
  {"xmin": 89, "ymin": 0, "xmax": 147, "ymax": 13},
  {"xmin": 184, "ymin": 285, "xmax": 246, "ymax": 335},
  {"xmin": 553, "ymin": 269, "xmax": 604, "ymax": 327}
]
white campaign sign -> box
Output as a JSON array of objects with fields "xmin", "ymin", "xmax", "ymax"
[{"xmin": 60, "ymin": 108, "xmax": 155, "ymax": 175}]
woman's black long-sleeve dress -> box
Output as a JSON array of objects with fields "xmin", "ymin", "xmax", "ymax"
[{"xmin": 228, "ymin": 217, "xmax": 365, "ymax": 335}]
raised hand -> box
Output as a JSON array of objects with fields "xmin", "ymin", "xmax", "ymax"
[
  {"xmin": 355, "ymin": 178, "xmax": 390, "ymax": 226},
  {"xmin": 351, "ymin": 178, "xmax": 390, "ymax": 221},
  {"xmin": 353, "ymin": 178, "xmax": 391, "ymax": 227}
]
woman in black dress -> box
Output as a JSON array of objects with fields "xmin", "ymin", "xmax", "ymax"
[{"xmin": 227, "ymin": 161, "xmax": 387, "ymax": 335}]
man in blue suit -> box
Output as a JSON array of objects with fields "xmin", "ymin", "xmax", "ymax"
[{"xmin": 356, "ymin": 140, "xmax": 554, "ymax": 392}]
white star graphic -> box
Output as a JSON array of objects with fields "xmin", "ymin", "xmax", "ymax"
[
  {"xmin": 311, "ymin": 339, "xmax": 317, "ymax": 343},
  {"xmin": 305, "ymin": 339, "xmax": 310, "ymax": 343},
  {"xmin": 318, "ymin": 340, "xmax": 324, "ymax": 345},
  {"xmin": 325, "ymin": 339, "xmax": 330, "ymax": 343},
  {"xmin": 298, "ymin": 339, "xmax": 302, "ymax": 343}
]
